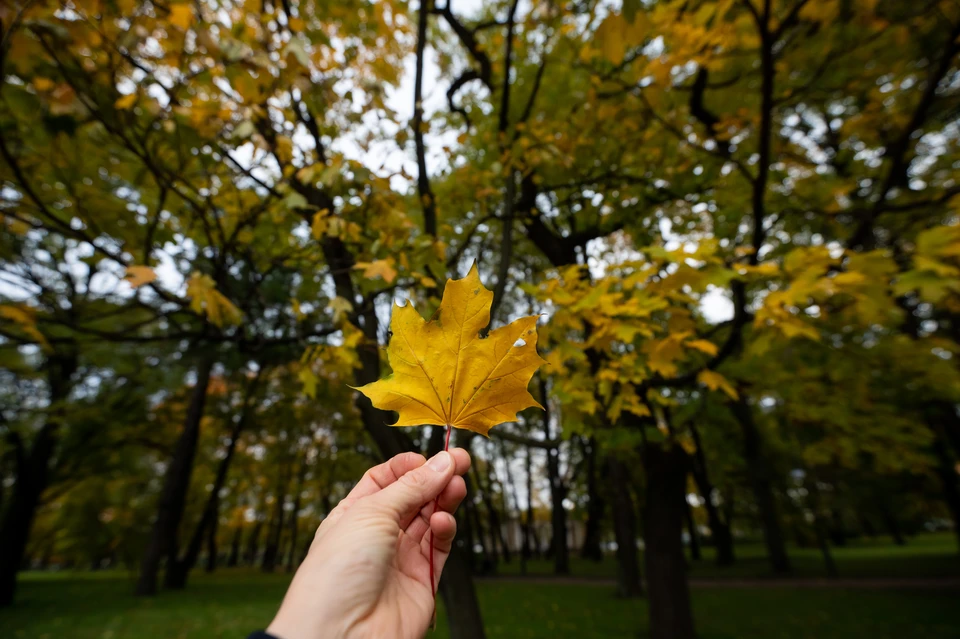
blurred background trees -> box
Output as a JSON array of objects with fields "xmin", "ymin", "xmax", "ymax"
[{"xmin": 2, "ymin": 1, "xmax": 959, "ymax": 638}]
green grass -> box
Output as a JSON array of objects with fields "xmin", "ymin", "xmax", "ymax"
[
  {"xmin": 496, "ymin": 532, "xmax": 960, "ymax": 580},
  {"xmin": 2, "ymin": 534, "xmax": 957, "ymax": 638},
  {"xmin": 2, "ymin": 569, "xmax": 958, "ymax": 639}
]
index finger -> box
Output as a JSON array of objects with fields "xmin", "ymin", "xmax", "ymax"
[{"xmin": 346, "ymin": 451, "xmax": 427, "ymax": 502}]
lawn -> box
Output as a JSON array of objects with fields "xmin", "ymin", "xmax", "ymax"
[
  {"xmin": 2, "ymin": 569, "xmax": 958, "ymax": 639},
  {"xmin": 496, "ymin": 531, "xmax": 960, "ymax": 580},
  {"xmin": 2, "ymin": 534, "xmax": 957, "ymax": 639}
]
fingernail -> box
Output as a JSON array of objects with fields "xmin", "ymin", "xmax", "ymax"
[{"xmin": 428, "ymin": 451, "xmax": 451, "ymax": 472}]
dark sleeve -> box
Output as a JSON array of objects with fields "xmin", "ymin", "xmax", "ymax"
[{"xmin": 247, "ymin": 632, "xmax": 279, "ymax": 639}]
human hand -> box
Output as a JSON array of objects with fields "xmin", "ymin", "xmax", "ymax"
[{"xmin": 266, "ymin": 449, "xmax": 471, "ymax": 639}]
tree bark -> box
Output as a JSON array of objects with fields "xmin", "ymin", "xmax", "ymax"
[
  {"xmin": 465, "ymin": 469, "xmax": 492, "ymax": 572},
  {"xmin": 0, "ymin": 352, "xmax": 77, "ymax": 607},
  {"xmin": 456, "ymin": 464, "xmax": 479, "ymax": 574},
  {"xmin": 878, "ymin": 501, "xmax": 906, "ymax": 546},
  {"xmin": 228, "ymin": 525, "xmax": 242, "ymax": 567},
  {"xmin": 730, "ymin": 395, "xmax": 791, "ymax": 574},
  {"xmin": 931, "ymin": 429, "xmax": 960, "ymax": 552},
  {"xmin": 684, "ymin": 498, "xmax": 701, "ymax": 561},
  {"xmin": 523, "ymin": 443, "xmax": 536, "ymax": 561},
  {"xmin": 165, "ymin": 372, "xmax": 256, "ymax": 588},
  {"xmin": 311, "ymin": 178, "xmax": 486, "ymax": 637},
  {"xmin": 286, "ymin": 455, "xmax": 309, "ymax": 572},
  {"xmin": 688, "ymin": 422, "xmax": 735, "ymax": 565},
  {"xmin": 607, "ymin": 456, "xmax": 642, "ymax": 597},
  {"xmin": 471, "ymin": 463, "xmax": 501, "ymax": 566},
  {"xmin": 244, "ymin": 519, "xmax": 263, "ymax": 565},
  {"xmin": 805, "ymin": 477, "xmax": 839, "ymax": 578},
  {"xmin": 136, "ymin": 356, "xmax": 215, "ymax": 596},
  {"xmin": 500, "ymin": 439, "xmax": 524, "ymax": 566},
  {"xmin": 262, "ymin": 461, "xmax": 292, "ymax": 573},
  {"xmin": 486, "ymin": 457, "xmax": 512, "ymax": 563},
  {"xmin": 437, "ymin": 547, "xmax": 485, "ymax": 638},
  {"xmin": 580, "ymin": 437, "xmax": 605, "ymax": 562},
  {"xmin": 205, "ymin": 509, "xmax": 218, "ymax": 573},
  {"xmin": 828, "ymin": 510, "xmax": 847, "ymax": 547},
  {"xmin": 643, "ymin": 444, "xmax": 696, "ymax": 639},
  {"xmin": 540, "ymin": 377, "xmax": 569, "ymax": 574}
]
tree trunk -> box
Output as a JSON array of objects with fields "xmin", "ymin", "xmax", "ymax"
[
  {"xmin": 828, "ymin": 510, "xmax": 847, "ymax": 547},
  {"xmin": 540, "ymin": 377, "xmax": 569, "ymax": 574},
  {"xmin": 437, "ymin": 546, "xmax": 485, "ymax": 637},
  {"xmin": 932, "ymin": 431, "xmax": 960, "ymax": 552},
  {"xmin": 523, "ymin": 443, "xmax": 536, "ymax": 561},
  {"xmin": 228, "ymin": 526, "xmax": 242, "ymax": 567},
  {"xmin": 688, "ymin": 422, "xmax": 735, "ymax": 565},
  {"xmin": 643, "ymin": 444, "xmax": 696, "ymax": 639},
  {"xmin": 925, "ymin": 411, "xmax": 960, "ymax": 552},
  {"xmin": 465, "ymin": 470, "xmax": 491, "ymax": 572},
  {"xmin": 286, "ymin": 455, "xmax": 308, "ymax": 572},
  {"xmin": 730, "ymin": 395, "xmax": 791, "ymax": 574},
  {"xmin": 607, "ymin": 456, "xmax": 642, "ymax": 597},
  {"xmin": 529, "ymin": 519, "xmax": 543, "ymax": 558},
  {"xmin": 164, "ymin": 368, "xmax": 259, "ymax": 588},
  {"xmin": 878, "ymin": 502, "xmax": 906, "ymax": 546},
  {"xmin": 684, "ymin": 497, "xmax": 701, "ymax": 561},
  {"xmin": 580, "ymin": 437, "xmax": 605, "ymax": 562},
  {"xmin": 500, "ymin": 439, "xmax": 524, "ymax": 566},
  {"xmin": 245, "ymin": 520, "xmax": 263, "ymax": 565},
  {"xmin": 548, "ymin": 466, "xmax": 569, "ymax": 573},
  {"xmin": 805, "ymin": 477, "xmax": 839, "ymax": 578},
  {"xmin": 262, "ymin": 462, "xmax": 291, "ymax": 573},
  {"xmin": 487, "ymin": 457, "xmax": 512, "ymax": 563},
  {"xmin": 136, "ymin": 356, "xmax": 215, "ymax": 596},
  {"xmin": 205, "ymin": 509, "xmax": 218, "ymax": 573},
  {"xmin": 471, "ymin": 464, "xmax": 500, "ymax": 566},
  {"xmin": 0, "ymin": 352, "xmax": 76, "ymax": 608},
  {"xmin": 0, "ymin": 430, "xmax": 56, "ymax": 607},
  {"xmin": 319, "ymin": 225, "xmax": 485, "ymax": 638}
]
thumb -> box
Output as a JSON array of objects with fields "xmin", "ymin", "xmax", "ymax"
[{"xmin": 368, "ymin": 451, "xmax": 455, "ymax": 520}]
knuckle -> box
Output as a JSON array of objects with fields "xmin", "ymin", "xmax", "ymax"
[{"xmin": 399, "ymin": 468, "xmax": 429, "ymax": 491}]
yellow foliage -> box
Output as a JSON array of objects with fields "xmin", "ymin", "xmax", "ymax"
[
  {"xmin": 123, "ymin": 265, "xmax": 157, "ymax": 288},
  {"xmin": 169, "ymin": 4, "xmax": 194, "ymax": 30},
  {"xmin": 0, "ymin": 304, "xmax": 51, "ymax": 352},
  {"xmin": 697, "ymin": 369, "xmax": 738, "ymax": 400},
  {"xmin": 354, "ymin": 259, "xmax": 397, "ymax": 283},
  {"xmin": 328, "ymin": 297, "xmax": 354, "ymax": 324},
  {"xmin": 186, "ymin": 273, "xmax": 242, "ymax": 327},
  {"xmin": 114, "ymin": 93, "xmax": 137, "ymax": 110}
]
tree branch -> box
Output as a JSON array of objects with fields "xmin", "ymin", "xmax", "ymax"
[{"xmin": 413, "ymin": 0, "xmax": 438, "ymax": 238}]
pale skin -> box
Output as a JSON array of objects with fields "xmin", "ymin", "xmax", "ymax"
[{"xmin": 267, "ymin": 448, "xmax": 471, "ymax": 639}]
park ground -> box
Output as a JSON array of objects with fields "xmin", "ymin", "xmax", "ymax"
[{"xmin": 2, "ymin": 534, "xmax": 958, "ymax": 639}]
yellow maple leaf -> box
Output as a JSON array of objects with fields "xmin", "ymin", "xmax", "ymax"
[
  {"xmin": 275, "ymin": 135, "xmax": 294, "ymax": 164},
  {"xmin": 697, "ymin": 369, "xmax": 739, "ymax": 400},
  {"xmin": 328, "ymin": 296, "xmax": 353, "ymax": 323},
  {"xmin": 686, "ymin": 339, "xmax": 718, "ymax": 356},
  {"xmin": 186, "ymin": 272, "xmax": 242, "ymax": 327},
  {"xmin": 642, "ymin": 332, "xmax": 689, "ymax": 377},
  {"xmin": 114, "ymin": 93, "xmax": 137, "ymax": 110},
  {"xmin": 33, "ymin": 77, "xmax": 55, "ymax": 92},
  {"xmin": 123, "ymin": 265, "xmax": 157, "ymax": 288},
  {"xmin": 169, "ymin": 4, "xmax": 194, "ymax": 30},
  {"xmin": 354, "ymin": 259, "xmax": 397, "ymax": 283},
  {"xmin": 354, "ymin": 265, "xmax": 546, "ymax": 436},
  {"xmin": 0, "ymin": 304, "xmax": 51, "ymax": 352}
]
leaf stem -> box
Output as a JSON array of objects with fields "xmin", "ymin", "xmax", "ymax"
[{"xmin": 429, "ymin": 424, "xmax": 452, "ymax": 630}]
